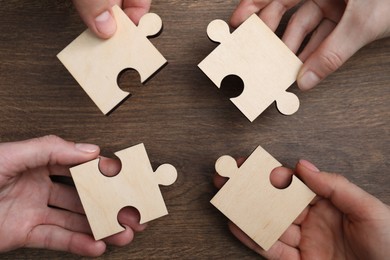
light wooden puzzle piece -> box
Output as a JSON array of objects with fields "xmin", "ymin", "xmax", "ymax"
[
  {"xmin": 198, "ymin": 14, "xmax": 303, "ymax": 122},
  {"xmin": 211, "ymin": 146, "xmax": 315, "ymax": 250},
  {"xmin": 70, "ymin": 143, "xmax": 177, "ymax": 240},
  {"xmin": 57, "ymin": 5, "xmax": 167, "ymax": 114}
]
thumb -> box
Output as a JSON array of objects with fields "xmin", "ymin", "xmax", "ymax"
[
  {"xmin": 297, "ymin": 7, "xmax": 374, "ymax": 90},
  {"xmin": 296, "ymin": 160, "xmax": 384, "ymax": 220},
  {"xmin": 0, "ymin": 135, "xmax": 100, "ymax": 175},
  {"xmin": 72, "ymin": 0, "xmax": 116, "ymax": 39}
]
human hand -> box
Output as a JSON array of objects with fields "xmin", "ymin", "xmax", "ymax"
[
  {"xmin": 0, "ymin": 135, "xmax": 146, "ymax": 257},
  {"xmin": 72, "ymin": 0, "xmax": 152, "ymax": 39},
  {"xmin": 231, "ymin": 0, "xmax": 390, "ymax": 90},
  {"xmin": 214, "ymin": 159, "xmax": 390, "ymax": 259}
]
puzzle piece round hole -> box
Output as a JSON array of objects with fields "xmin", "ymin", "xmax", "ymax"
[
  {"xmin": 117, "ymin": 68, "xmax": 142, "ymax": 92},
  {"xmin": 98, "ymin": 156, "xmax": 122, "ymax": 178},
  {"xmin": 138, "ymin": 13, "xmax": 163, "ymax": 37},
  {"xmin": 269, "ymin": 168, "xmax": 293, "ymax": 189},
  {"xmin": 117, "ymin": 206, "xmax": 142, "ymax": 228},
  {"xmin": 220, "ymin": 74, "xmax": 244, "ymax": 99},
  {"xmin": 207, "ymin": 19, "xmax": 231, "ymax": 43},
  {"xmin": 275, "ymin": 91, "xmax": 300, "ymax": 115}
]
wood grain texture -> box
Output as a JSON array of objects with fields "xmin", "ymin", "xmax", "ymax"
[
  {"xmin": 211, "ymin": 146, "xmax": 315, "ymax": 250},
  {"xmin": 70, "ymin": 143, "xmax": 177, "ymax": 240},
  {"xmin": 0, "ymin": 0, "xmax": 389, "ymax": 259},
  {"xmin": 58, "ymin": 6, "xmax": 166, "ymax": 114},
  {"xmin": 198, "ymin": 14, "xmax": 302, "ymax": 121}
]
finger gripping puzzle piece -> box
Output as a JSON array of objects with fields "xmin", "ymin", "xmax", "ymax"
[
  {"xmin": 57, "ymin": 5, "xmax": 167, "ymax": 114},
  {"xmin": 198, "ymin": 14, "xmax": 302, "ymax": 122},
  {"xmin": 211, "ymin": 146, "xmax": 315, "ymax": 250},
  {"xmin": 70, "ymin": 143, "xmax": 177, "ymax": 240}
]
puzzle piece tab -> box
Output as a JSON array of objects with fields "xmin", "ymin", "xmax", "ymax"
[
  {"xmin": 211, "ymin": 146, "xmax": 315, "ymax": 250},
  {"xmin": 198, "ymin": 14, "xmax": 303, "ymax": 122},
  {"xmin": 57, "ymin": 5, "xmax": 167, "ymax": 114},
  {"xmin": 70, "ymin": 143, "xmax": 177, "ymax": 240}
]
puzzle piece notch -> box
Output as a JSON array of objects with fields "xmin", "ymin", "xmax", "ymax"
[
  {"xmin": 275, "ymin": 91, "xmax": 300, "ymax": 115},
  {"xmin": 215, "ymin": 155, "xmax": 238, "ymax": 178},
  {"xmin": 70, "ymin": 143, "xmax": 177, "ymax": 240},
  {"xmin": 198, "ymin": 14, "xmax": 302, "ymax": 121},
  {"xmin": 154, "ymin": 164, "xmax": 178, "ymax": 185},
  {"xmin": 138, "ymin": 13, "xmax": 163, "ymax": 37},
  {"xmin": 57, "ymin": 5, "xmax": 167, "ymax": 115},
  {"xmin": 220, "ymin": 74, "xmax": 244, "ymax": 99},
  {"xmin": 211, "ymin": 146, "xmax": 315, "ymax": 250},
  {"xmin": 207, "ymin": 19, "xmax": 231, "ymax": 43}
]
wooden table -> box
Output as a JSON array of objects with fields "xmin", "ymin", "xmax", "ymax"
[{"xmin": 1, "ymin": 1, "xmax": 389, "ymax": 259}]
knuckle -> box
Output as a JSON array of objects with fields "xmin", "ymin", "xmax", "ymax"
[
  {"xmin": 288, "ymin": 13, "xmax": 311, "ymax": 36},
  {"xmin": 329, "ymin": 172, "xmax": 350, "ymax": 190},
  {"xmin": 318, "ymin": 50, "xmax": 344, "ymax": 74},
  {"xmin": 34, "ymin": 135, "xmax": 63, "ymax": 145}
]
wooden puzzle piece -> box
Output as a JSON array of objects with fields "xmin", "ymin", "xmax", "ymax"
[
  {"xmin": 198, "ymin": 14, "xmax": 303, "ymax": 122},
  {"xmin": 57, "ymin": 5, "xmax": 167, "ymax": 114},
  {"xmin": 211, "ymin": 146, "xmax": 315, "ymax": 250},
  {"xmin": 70, "ymin": 143, "xmax": 177, "ymax": 240}
]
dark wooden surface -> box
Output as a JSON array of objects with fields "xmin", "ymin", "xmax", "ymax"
[{"xmin": 0, "ymin": 0, "xmax": 389, "ymax": 259}]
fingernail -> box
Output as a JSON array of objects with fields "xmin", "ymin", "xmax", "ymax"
[
  {"xmin": 299, "ymin": 159, "xmax": 320, "ymax": 172},
  {"xmin": 95, "ymin": 11, "xmax": 116, "ymax": 37},
  {"xmin": 298, "ymin": 70, "xmax": 320, "ymax": 91},
  {"xmin": 75, "ymin": 143, "xmax": 99, "ymax": 153}
]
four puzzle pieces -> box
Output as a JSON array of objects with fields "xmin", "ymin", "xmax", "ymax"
[
  {"xmin": 70, "ymin": 143, "xmax": 177, "ymax": 240},
  {"xmin": 59, "ymin": 8, "xmax": 313, "ymax": 249},
  {"xmin": 211, "ymin": 145, "xmax": 315, "ymax": 250},
  {"xmin": 198, "ymin": 14, "xmax": 303, "ymax": 122},
  {"xmin": 57, "ymin": 5, "xmax": 167, "ymax": 114}
]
